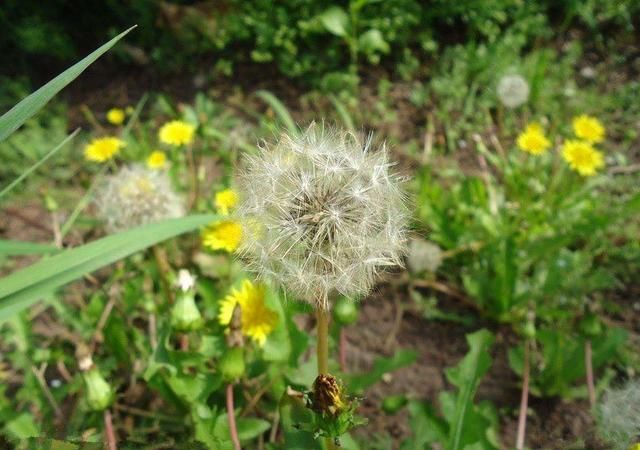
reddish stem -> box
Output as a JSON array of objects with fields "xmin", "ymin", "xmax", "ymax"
[
  {"xmin": 339, "ymin": 328, "xmax": 347, "ymax": 372},
  {"xmin": 585, "ymin": 339, "xmax": 596, "ymax": 408},
  {"xmin": 104, "ymin": 409, "xmax": 117, "ymax": 450},
  {"xmin": 516, "ymin": 340, "xmax": 530, "ymax": 450},
  {"xmin": 226, "ymin": 383, "xmax": 242, "ymax": 450}
]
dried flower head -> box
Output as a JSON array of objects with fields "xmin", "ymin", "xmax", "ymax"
[
  {"xmin": 236, "ymin": 124, "xmax": 408, "ymax": 310},
  {"xmin": 94, "ymin": 165, "xmax": 184, "ymax": 232},
  {"xmin": 497, "ymin": 74, "xmax": 530, "ymax": 108},
  {"xmin": 407, "ymin": 238, "xmax": 443, "ymax": 274},
  {"xmin": 598, "ymin": 379, "xmax": 640, "ymax": 450}
]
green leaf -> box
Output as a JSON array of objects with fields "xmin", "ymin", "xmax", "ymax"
[
  {"xmin": 400, "ymin": 400, "xmax": 447, "ymax": 450},
  {"xmin": 0, "ymin": 214, "xmax": 217, "ymax": 319},
  {"xmin": 255, "ymin": 90, "xmax": 298, "ymax": 136},
  {"xmin": 0, "ymin": 239, "xmax": 60, "ymax": 256},
  {"xmin": 0, "ymin": 27, "xmax": 135, "ymax": 142},
  {"xmin": 319, "ymin": 7, "xmax": 349, "ymax": 37},
  {"xmin": 445, "ymin": 329, "xmax": 495, "ymax": 450},
  {"xmin": 348, "ymin": 349, "xmax": 417, "ymax": 392},
  {"xmin": 4, "ymin": 412, "xmax": 39, "ymax": 439}
]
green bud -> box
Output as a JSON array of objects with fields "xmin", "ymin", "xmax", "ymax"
[
  {"xmin": 580, "ymin": 313, "xmax": 602, "ymax": 338},
  {"xmin": 381, "ymin": 395, "xmax": 407, "ymax": 414},
  {"xmin": 333, "ymin": 297, "xmax": 358, "ymax": 326},
  {"xmin": 83, "ymin": 368, "xmax": 114, "ymax": 411},
  {"xmin": 220, "ymin": 347, "xmax": 245, "ymax": 382},
  {"xmin": 171, "ymin": 293, "xmax": 203, "ymax": 332}
]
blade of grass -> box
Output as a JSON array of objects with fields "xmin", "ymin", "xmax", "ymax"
[
  {"xmin": 0, "ymin": 129, "xmax": 80, "ymax": 200},
  {"xmin": 0, "ymin": 214, "xmax": 216, "ymax": 319},
  {"xmin": 0, "ymin": 26, "xmax": 136, "ymax": 142},
  {"xmin": 255, "ymin": 90, "xmax": 298, "ymax": 136},
  {"xmin": 122, "ymin": 94, "xmax": 148, "ymax": 137},
  {"xmin": 329, "ymin": 95, "xmax": 355, "ymax": 131},
  {"xmin": 0, "ymin": 240, "xmax": 60, "ymax": 257}
]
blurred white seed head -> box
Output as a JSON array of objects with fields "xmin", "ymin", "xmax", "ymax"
[
  {"xmin": 407, "ymin": 238, "xmax": 442, "ymax": 274},
  {"xmin": 95, "ymin": 165, "xmax": 184, "ymax": 232},
  {"xmin": 598, "ymin": 379, "xmax": 640, "ymax": 450},
  {"xmin": 237, "ymin": 124, "xmax": 408, "ymax": 310},
  {"xmin": 497, "ymin": 74, "xmax": 530, "ymax": 108}
]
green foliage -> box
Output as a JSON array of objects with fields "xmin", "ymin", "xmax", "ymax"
[
  {"xmin": 401, "ymin": 330, "xmax": 499, "ymax": 450},
  {"xmin": 508, "ymin": 327, "xmax": 627, "ymax": 398}
]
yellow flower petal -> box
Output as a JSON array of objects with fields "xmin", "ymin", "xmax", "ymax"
[
  {"xmin": 215, "ymin": 189, "xmax": 238, "ymax": 215},
  {"xmin": 202, "ymin": 220, "xmax": 242, "ymax": 252},
  {"xmin": 159, "ymin": 120, "xmax": 195, "ymax": 146},
  {"xmin": 146, "ymin": 151, "xmax": 167, "ymax": 169},
  {"xmin": 517, "ymin": 123, "xmax": 551, "ymax": 155},
  {"xmin": 218, "ymin": 280, "xmax": 278, "ymax": 346},
  {"xmin": 561, "ymin": 139, "xmax": 604, "ymax": 176},
  {"xmin": 84, "ymin": 137, "xmax": 125, "ymax": 162},
  {"xmin": 573, "ymin": 115, "xmax": 605, "ymax": 143},
  {"xmin": 106, "ymin": 108, "xmax": 125, "ymax": 126}
]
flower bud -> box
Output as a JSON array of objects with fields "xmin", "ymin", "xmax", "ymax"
[
  {"xmin": 83, "ymin": 368, "xmax": 114, "ymax": 411},
  {"xmin": 219, "ymin": 347, "xmax": 245, "ymax": 382},
  {"xmin": 333, "ymin": 296, "xmax": 358, "ymax": 326},
  {"xmin": 171, "ymin": 293, "xmax": 203, "ymax": 332},
  {"xmin": 311, "ymin": 374, "xmax": 346, "ymax": 416}
]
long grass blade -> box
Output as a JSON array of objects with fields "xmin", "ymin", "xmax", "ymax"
[
  {"xmin": 0, "ymin": 214, "xmax": 216, "ymax": 319},
  {"xmin": 0, "ymin": 26, "xmax": 136, "ymax": 142},
  {"xmin": 256, "ymin": 90, "xmax": 298, "ymax": 136},
  {"xmin": 0, "ymin": 129, "xmax": 79, "ymax": 200}
]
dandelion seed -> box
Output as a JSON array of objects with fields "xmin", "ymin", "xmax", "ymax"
[
  {"xmin": 573, "ymin": 114, "xmax": 605, "ymax": 143},
  {"xmin": 146, "ymin": 150, "xmax": 167, "ymax": 169},
  {"xmin": 215, "ymin": 189, "xmax": 238, "ymax": 216},
  {"xmin": 84, "ymin": 137, "xmax": 125, "ymax": 163},
  {"xmin": 202, "ymin": 220, "xmax": 243, "ymax": 253},
  {"xmin": 236, "ymin": 123, "xmax": 408, "ymax": 310},
  {"xmin": 159, "ymin": 120, "xmax": 195, "ymax": 146},
  {"xmin": 407, "ymin": 238, "xmax": 443, "ymax": 274},
  {"xmin": 517, "ymin": 122, "xmax": 551, "ymax": 155},
  {"xmin": 561, "ymin": 139, "xmax": 604, "ymax": 176},
  {"xmin": 94, "ymin": 165, "xmax": 184, "ymax": 232},
  {"xmin": 598, "ymin": 379, "xmax": 640, "ymax": 450},
  {"xmin": 218, "ymin": 279, "xmax": 278, "ymax": 346},
  {"xmin": 497, "ymin": 74, "xmax": 530, "ymax": 108},
  {"xmin": 106, "ymin": 108, "xmax": 125, "ymax": 126}
]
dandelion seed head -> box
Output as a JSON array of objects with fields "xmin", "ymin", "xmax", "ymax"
[
  {"xmin": 598, "ymin": 379, "xmax": 640, "ymax": 450},
  {"xmin": 497, "ymin": 74, "xmax": 530, "ymax": 108},
  {"xmin": 94, "ymin": 165, "xmax": 184, "ymax": 232},
  {"xmin": 236, "ymin": 124, "xmax": 408, "ymax": 310},
  {"xmin": 407, "ymin": 238, "xmax": 443, "ymax": 274}
]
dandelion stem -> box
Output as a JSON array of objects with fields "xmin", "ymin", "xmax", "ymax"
[
  {"xmin": 316, "ymin": 308, "xmax": 330, "ymax": 375},
  {"xmin": 516, "ymin": 339, "xmax": 530, "ymax": 450},
  {"xmin": 585, "ymin": 339, "xmax": 596, "ymax": 408},
  {"xmin": 226, "ymin": 383, "xmax": 242, "ymax": 450},
  {"xmin": 152, "ymin": 245, "xmax": 174, "ymax": 304},
  {"xmin": 104, "ymin": 409, "xmax": 118, "ymax": 450}
]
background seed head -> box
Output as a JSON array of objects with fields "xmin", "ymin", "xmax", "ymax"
[
  {"xmin": 237, "ymin": 123, "xmax": 408, "ymax": 310},
  {"xmin": 497, "ymin": 74, "xmax": 530, "ymax": 108},
  {"xmin": 95, "ymin": 164, "xmax": 184, "ymax": 232},
  {"xmin": 597, "ymin": 379, "xmax": 640, "ymax": 450}
]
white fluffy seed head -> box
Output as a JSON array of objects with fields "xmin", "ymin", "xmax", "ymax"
[
  {"xmin": 497, "ymin": 74, "xmax": 530, "ymax": 108},
  {"xmin": 237, "ymin": 124, "xmax": 408, "ymax": 310},
  {"xmin": 407, "ymin": 238, "xmax": 443, "ymax": 274},
  {"xmin": 94, "ymin": 165, "xmax": 184, "ymax": 232},
  {"xmin": 597, "ymin": 379, "xmax": 640, "ymax": 450}
]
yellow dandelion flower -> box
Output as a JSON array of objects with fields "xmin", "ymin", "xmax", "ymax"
[
  {"xmin": 218, "ymin": 279, "xmax": 278, "ymax": 346},
  {"xmin": 561, "ymin": 140, "xmax": 604, "ymax": 176},
  {"xmin": 106, "ymin": 108, "xmax": 125, "ymax": 126},
  {"xmin": 572, "ymin": 114, "xmax": 605, "ymax": 143},
  {"xmin": 84, "ymin": 137, "xmax": 125, "ymax": 162},
  {"xmin": 215, "ymin": 189, "xmax": 238, "ymax": 215},
  {"xmin": 146, "ymin": 151, "xmax": 167, "ymax": 169},
  {"xmin": 158, "ymin": 120, "xmax": 195, "ymax": 146},
  {"xmin": 516, "ymin": 122, "xmax": 551, "ymax": 155},
  {"xmin": 628, "ymin": 444, "xmax": 640, "ymax": 450},
  {"xmin": 202, "ymin": 220, "xmax": 242, "ymax": 252}
]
